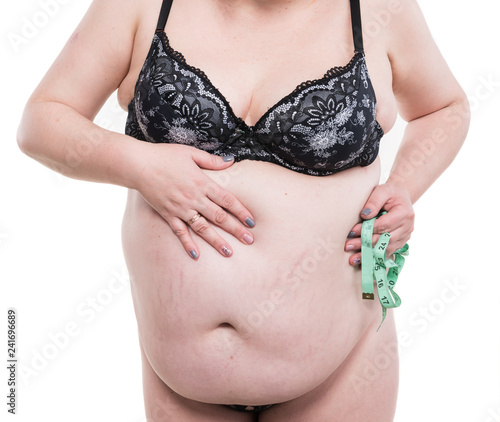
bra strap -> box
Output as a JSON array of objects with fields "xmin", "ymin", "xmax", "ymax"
[
  {"xmin": 156, "ymin": 0, "xmax": 174, "ymax": 32},
  {"xmin": 349, "ymin": 0, "xmax": 364, "ymax": 53}
]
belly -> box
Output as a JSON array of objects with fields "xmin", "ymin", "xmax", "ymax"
[{"xmin": 121, "ymin": 158, "xmax": 382, "ymax": 404}]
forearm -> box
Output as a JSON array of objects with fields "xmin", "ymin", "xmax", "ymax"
[
  {"xmin": 386, "ymin": 96, "xmax": 470, "ymax": 204},
  {"xmin": 17, "ymin": 100, "xmax": 143, "ymax": 189}
]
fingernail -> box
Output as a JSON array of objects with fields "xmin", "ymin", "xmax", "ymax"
[
  {"xmin": 189, "ymin": 249, "xmax": 199, "ymax": 259},
  {"xmin": 361, "ymin": 208, "xmax": 372, "ymax": 216},
  {"xmin": 347, "ymin": 231, "xmax": 356, "ymax": 238},
  {"xmin": 242, "ymin": 233, "xmax": 254, "ymax": 244},
  {"xmin": 345, "ymin": 244, "xmax": 355, "ymax": 251},
  {"xmin": 245, "ymin": 217, "xmax": 255, "ymax": 228},
  {"xmin": 353, "ymin": 257, "xmax": 361, "ymax": 265},
  {"xmin": 221, "ymin": 246, "xmax": 232, "ymax": 257},
  {"xmin": 222, "ymin": 155, "xmax": 234, "ymax": 162}
]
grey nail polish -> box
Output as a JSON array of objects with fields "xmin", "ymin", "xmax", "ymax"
[
  {"xmin": 361, "ymin": 208, "xmax": 372, "ymax": 216},
  {"xmin": 353, "ymin": 257, "xmax": 361, "ymax": 264},
  {"xmin": 245, "ymin": 217, "xmax": 255, "ymax": 228},
  {"xmin": 221, "ymin": 246, "xmax": 232, "ymax": 257},
  {"xmin": 189, "ymin": 249, "xmax": 198, "ymax": 259},
  {"xmin": 347, "ymin": 231, "xmax": 356, "ymax": 238},
  {"xmin": 222, "ymin": 155, "xmax": 234, "ymax": 162}
]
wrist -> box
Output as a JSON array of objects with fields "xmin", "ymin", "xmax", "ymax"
[
  {"xmin": 105, "ymin": 131, "xmax": 150, "ymax": 191},
  {"xmin": 384, "ymin": 178, "xmax": 414, "ymax": 204}
]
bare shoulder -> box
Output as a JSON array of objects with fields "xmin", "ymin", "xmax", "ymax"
[
  {"xmin": 367, "ymin": 0, "xmax": 467, "ymax": 121},
  {"xmin": 29, "ymin": 0, "xmax": 144, "ymax": 120}
]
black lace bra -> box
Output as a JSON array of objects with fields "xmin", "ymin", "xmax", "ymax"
[{"xmin": 125, "ymin": 0, "xmax": 384, "ymax": 176}]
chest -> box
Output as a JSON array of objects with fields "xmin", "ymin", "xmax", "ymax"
[{"xmin": 119, "ymin": 0, "xmax": 397, "ymax": 134}]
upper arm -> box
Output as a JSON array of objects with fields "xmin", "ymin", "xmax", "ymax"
[
  {"xmin": 386, "ymin": 0, "xmax": 466, "ymax": 122},
  {"xmin": 28, "ymin": 0, "xmax": 140, "ymax": 121}
]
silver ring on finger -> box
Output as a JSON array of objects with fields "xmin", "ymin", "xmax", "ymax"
[{"xmin": 187, "ymin": 212, "xmax": 202, "ymax": 225}]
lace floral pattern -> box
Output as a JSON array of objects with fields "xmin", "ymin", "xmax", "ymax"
[{"xmin": 125, "ymin": 31, "xmax": 384, "ymax": 176}]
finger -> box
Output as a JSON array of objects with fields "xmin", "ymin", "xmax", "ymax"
[
  {"xmin": 349, "ymin": 204, "xmax": 412, "ymax": 238},
  {"xmin": 346, "ymin": 223, "xmax": 362, "ymax": 238},
  {"xmin": 384, "ymin": 227, "xmax": 412, "ymax": 256},
  {"xmin": 347, "ymin": 229, "xmax": 408, "ymax": 267},
  {"xmin": 197, "ymin": 200, "xmax": 254, "ymax": 245},
  {"xmin": 169, "ymin": 217, "xmax": 200, "ymax": 260},
  {"xmin": 372, "ymin": 226, "xmax": 410, "ymax": 255},
  {"xmin": 349, "ymin": 252, "xmax": 361, "ymax": 267},
  {"xmin": 190, "ymin": 149, "xmax": 235, "ymax": 170},
  {"xmin": 371, "ymin": 213, "xmax": 400, "ymax": 235},
  {"xmin": 347, "ymin": 229, "xmax": 358, "ymax": 239},
  {"xmin": 345, "ymin": 233, "xmax": 382, "ymax": 252},
  {"xmin": 372, "ymin": 205, "xmax": 415, "ymax": 237},
  {"xmin": 359, "ymin": 185, "xmax": 392, "ymax": 220},
  {"xmin": 186, "ymin": 213, "xmax": 234, "ymax": 257},
  {"xmin": 346, "ymin": 212, "xmax": 404, "ymax": 250},
  {"xmin": 347, "ymin": 214, "xmax": 401, "ymax": 241},
  {"xmin": 205, "ymin": 183, "xmax": 256, "ymax": 229}
]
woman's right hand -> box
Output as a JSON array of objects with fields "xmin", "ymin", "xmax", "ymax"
[
  {"xmin": 132, "ymin": 143, "xmax": 256, "ymax": 260},
  {"xmin": 15, "ymin": 0, "xmax": 256, "ymax": 261}
]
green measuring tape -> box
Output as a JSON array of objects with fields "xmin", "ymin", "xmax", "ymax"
[{"xmin": 361, "ymin": 211, "xmax": 409, "ymax": 331}]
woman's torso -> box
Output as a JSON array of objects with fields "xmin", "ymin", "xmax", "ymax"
[{"xmin": 119, "ymin": 0, "xmax": 398, "ymax": 405}]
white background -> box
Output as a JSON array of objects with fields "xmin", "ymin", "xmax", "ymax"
[{"xmin": 1, "ymin": 0, "xmax": 499, "ymax": 421}]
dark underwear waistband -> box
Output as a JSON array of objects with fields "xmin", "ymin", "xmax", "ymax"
[{"xmin": 225, "ymin": 404, "xmax": 275, "ymax": 413}]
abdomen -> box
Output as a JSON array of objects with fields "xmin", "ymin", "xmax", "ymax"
[{"xmin": 121, "ymin": 158, "xmax": 382, "ymax": 404}]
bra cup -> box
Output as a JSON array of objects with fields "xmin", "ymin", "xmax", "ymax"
[
  {"xmin": 253, "ymin": 61, "xmax": 381, "ymax": 172},
  {"xmin": 134, "ymin": 52, "xmax": 232, "ymax": 149},
  {"xmin": 126, "ymin": 34, "xmax": 383, "ymax": 176}
]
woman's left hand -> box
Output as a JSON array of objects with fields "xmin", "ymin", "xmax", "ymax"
[{"xmin": 345, "ymin": 183, "xmax": 415, "ymax": 266}]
